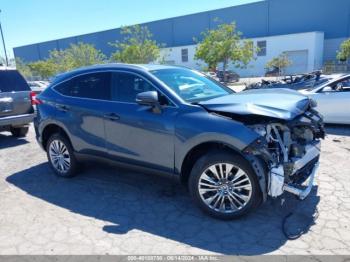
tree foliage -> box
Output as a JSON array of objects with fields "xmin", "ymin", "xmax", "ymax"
[
  {"xmin": 28, "ymin": 60, "xmax": 58, "ymax": 79},
  {"xmin": 337, "ymin": 38, "xmax": 350, "ymax": 61},
  {"xmin": 265, "ymin": 53, "xmax": 292, "ymax": 76},
  {"xmin": 15, "ymin": 58, "xmax": 32, "ymax": 79},
  {"xmin": 110, "ymin": 25, "xmax": 162, "ymax": 63},
  {"xmin": 194, "ymin": 22, "xmax": 256, "ymax": 81},
  {"xmin": 27, "ymin": 42, "xmax": 106, "ymax": 79}
]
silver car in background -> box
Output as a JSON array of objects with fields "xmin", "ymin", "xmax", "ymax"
[{"xmin": 300, "ymin": 74, "xmax": 350, "ymax": 124}]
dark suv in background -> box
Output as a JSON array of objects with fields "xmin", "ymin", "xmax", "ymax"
[
  {"xmin": 34, "ymin": 64, "xmax": 324, "ymax": 219},
  {"xmin": 216, "ymin": 70, "xmax": 240, "ymax": 83},
  {"xmin": 0, "ymin": 69, "xmax": 36, "ymax": 137}
]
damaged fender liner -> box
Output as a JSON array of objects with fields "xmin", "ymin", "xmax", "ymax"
[{"xmin": 243, "ymin": 137, "xmax": 274, "ymax": 202}]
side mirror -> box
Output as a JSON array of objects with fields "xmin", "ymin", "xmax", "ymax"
[
  {"xmin": 136, "ymin": 91, "xmax": 159, "ymax": 106},
  {"xmin": 136, "ymin": 91, "xmax": 161, "ymax": 113},
  {"xmin": 322, "ymin": 86, "xmax": 333, "ymax": 92}
]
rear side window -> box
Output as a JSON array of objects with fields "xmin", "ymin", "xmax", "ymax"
[
  {"xmin": 55, "ymin": 72, "xmax": 111, "ymax": 100},
  {"xmin": 0, "ymin": 70, "xmax": 30, "ymax": 92}
]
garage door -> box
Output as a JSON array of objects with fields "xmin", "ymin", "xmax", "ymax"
[{"xmin": 285, "ymin": 50, "xmax": 308, "ymax": 75}]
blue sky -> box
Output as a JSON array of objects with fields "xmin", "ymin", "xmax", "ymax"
[{"xmin": 0, "ymin": 0, "xmax": 260, "ymax": 57}]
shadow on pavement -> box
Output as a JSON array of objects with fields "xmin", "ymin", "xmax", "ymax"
[
  {"xmin": 325, "ymin": 124, "xmax": 350, "ymax": 137},
  {"xmin": 7, "ymin": 162, "xmax": 320, "ymax": 255},
  {"xmin": 0, "ymin": 133, "xmax": 29, "ymax": 149}
]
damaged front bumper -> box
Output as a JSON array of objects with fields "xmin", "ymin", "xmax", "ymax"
[
  {"xmin": 284, "ymin": 162, "xmax": 319, "ymax": 200},
  {"xmin": 268, "ymin": 140, "xmax": 321, "ymax": 200}
]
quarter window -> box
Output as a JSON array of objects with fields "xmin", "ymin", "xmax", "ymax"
[
  {"xmin": 55, "ymin": 72, "xmax": 111, "ymax": 100},
  {"xmin": 257, "ymin": 41, "xmax": 267, "ymax": 56}
]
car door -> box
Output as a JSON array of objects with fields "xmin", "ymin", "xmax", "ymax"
[
  {"xmin": 53, "ymin": 72, "xmax": 112, "ymax": 156},
  {"xmin": 312, "ymin": 77, "xmax": 350, "ymax": 124},
  {"xmin": 103, "ymin": 71, "xmax": 178, "ymax": 173}
]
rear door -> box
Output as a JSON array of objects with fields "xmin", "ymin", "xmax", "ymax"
[
  {"xmin": 0, "ymin": 70, "xmax": 32, "ymax": 118},
  {"xmin": 53, "ymin": 72, "xmax": 112, "ymax": 156}
]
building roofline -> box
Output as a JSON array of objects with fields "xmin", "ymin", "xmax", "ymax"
[{"xmin": 14, "ymin": 0, "xmax": 264, "ymax": 49}]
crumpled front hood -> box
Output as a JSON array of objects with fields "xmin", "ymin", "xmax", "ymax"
[{"xmin": 199, "ymin": 88, "xmax": 310, "ymax": 120}]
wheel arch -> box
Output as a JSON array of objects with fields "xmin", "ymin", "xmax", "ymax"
[
  {"xmin": 41, "ymin": 123, "xmax": 72, "ymax": 151},
  {"xmin": 179, "ymin": 140, "xmax": 268, "ymax": 202},
  {"xmin": 179, "ymin": 141, "xmax": 245, "ymax": 185}
]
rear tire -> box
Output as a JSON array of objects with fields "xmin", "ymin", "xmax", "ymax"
[
  {"xmin": 10, "ymin": 126, "xmax": 29, "ymax": 137},
  {"xmin": 189, "ymin": 150, "xmax": 261, "ymax": 220},
  {"xmin": 46, "ymin": 133, "xmax": 78, "ymax": 178}
]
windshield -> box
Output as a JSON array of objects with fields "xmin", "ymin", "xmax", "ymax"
[{"xmin": 150, "ymin": 68, "xmax": 233, "ymax": 103}]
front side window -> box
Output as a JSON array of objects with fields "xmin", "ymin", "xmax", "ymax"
[
  {"xmin": 111, "ymin": 72, "xmax": 155, "ymax": 103},
  {"xmin": 55, "ymin": 72, "xmax": 111, "ymax": 100},
  {"xmin": 111, "ymin": 72, "xmax": 171, "ymax": 105},
  {"xmin": 150, "ymin": 68, "xmax": 233, "ymax": 103}
]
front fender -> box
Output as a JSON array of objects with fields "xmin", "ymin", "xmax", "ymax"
[{"xmin": 174, "ymin": 106, "xmax": 260, "ymax": 174}]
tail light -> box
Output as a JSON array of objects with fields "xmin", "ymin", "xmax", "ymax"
[{"xmin": 30, "ymin": 91, "xmax": 42, "ymax": 105}]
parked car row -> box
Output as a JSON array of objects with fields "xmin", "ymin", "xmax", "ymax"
[
  {"xmin": 205, "ymin": 70, "xmax": 240, "ymax": 83},
  {"xmin": 246, "ymin": 71, "xmax": 332, "ymax": 91}
]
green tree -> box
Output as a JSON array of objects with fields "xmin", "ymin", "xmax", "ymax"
[
  {"xmin": 15, "ymin": 58, "xmax": 33, "ymax": 79},
  {"xmin": 110, "ymin": 25, "xmax": 163, "ymax": 63},
  {"xmin": 28, "ymin": 60, "xmax": 58, "ymax": 79},
  {"xmin": 27, "ymin": 42, "xmax": 106, "ymax": 79},
  {"xmin": 51, "ymin": 42, "xmax": 106, "ymax": 72},
  {"xmin": 337, "ymin": 38, "xmax": 350, "ymax": 62},
  {"xmin": 265, "ymin": 53, "xmax": 292, "ymax": 76},
  {"xmin": 195, "ymin": 22, "xmax": 256, "ymax": 82}
]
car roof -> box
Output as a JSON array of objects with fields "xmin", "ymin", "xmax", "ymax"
[{"xmin": 53, "ymin": 63, "xmax": 184, "ymax": 81}]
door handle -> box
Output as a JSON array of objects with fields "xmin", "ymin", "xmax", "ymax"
[
  {"xmin": 56, "ymin": 104, "xmax": 70, "ymax": 112},
  {"xmin": 104, "ymin": 113, "xmax": 120, "ymax": 121}
]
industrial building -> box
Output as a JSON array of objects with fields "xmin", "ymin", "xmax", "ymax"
[{"xmin": 13, "ymin": 0, "xmax": 350, "ymax": 77}]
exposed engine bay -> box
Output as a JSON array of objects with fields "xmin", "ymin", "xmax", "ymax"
[{"xmin": 247, "ymin": 108, "xmax": 325, "ymax": 199}]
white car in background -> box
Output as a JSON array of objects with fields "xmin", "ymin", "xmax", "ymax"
[
  {"xmin": 300, "ymin": 74, "xmax": 350, "ymax": 124},
  {"xmin": 27, "ymin": 81, "xmax": 49, "ymax": 94}
]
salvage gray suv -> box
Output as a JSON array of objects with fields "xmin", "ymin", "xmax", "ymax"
[
  {"xmin": 0, "ymin": 69, "xmax": 36, "ymax": 137},
  {"xmin": 34, "ymin": 64, "xmax": 324, "ymax": 219}
]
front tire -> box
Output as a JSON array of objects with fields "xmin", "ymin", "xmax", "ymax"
[
  {"xmin": 189, "ymin": 151, "xmax": 261, "ymax": 220},
  {"xmin": 10, "ymin": 126, "xmax": 29, "ymax": 137},
  {"xmin": 46, "ymin": 133, "xmax": 78, "ymax": 178}
]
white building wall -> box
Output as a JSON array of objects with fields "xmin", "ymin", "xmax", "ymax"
[
  {"xmin": 314, "ymin": 33, "xmax": 325, "ymax": 70},
  {"xmin": 159, "ymin": 31, "xmax": 325, "ymax": 77}
]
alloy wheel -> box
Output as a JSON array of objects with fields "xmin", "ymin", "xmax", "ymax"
[
  {"xmin": 49, "ymin": 139, "xmax": 71, "ymax": 173},
  {"xmin": 198, "ymin": 163, "xmax": 252, "ymax": 213}
]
